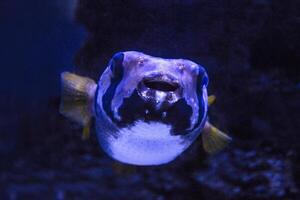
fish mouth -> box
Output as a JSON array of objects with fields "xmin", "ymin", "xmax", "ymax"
[
  {"xmin": 142, "ymin": 73, "xmax": 180, "ymax": 91},
  {"xmin": 142, "ymin": 77, "xmax": 179, "ymax": 92},
  {"xmin": 137, "ymin": 74, "xmax": 182, "ymax": 105}
]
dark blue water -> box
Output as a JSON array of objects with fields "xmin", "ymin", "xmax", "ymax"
[
  {"xmin": 1, "ymin": 0, "xmax": 86, "ymax": 175},
  {"xmin": 1, "ymin": 0, "xmax": 85, "ymax": 97}
]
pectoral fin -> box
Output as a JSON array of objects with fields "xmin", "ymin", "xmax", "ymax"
[
  {"xmin": 82, "ymin": 121, "xmax": 91, "ymax": 140},
  {"xmin": 202, "ymin": 122, "xmax": 232, "ymax": 154},
  {"xmin": 60, "ymin": 72, "xmax": 97, "ymax": 139},
  {"xmin": 208, "ymin": 95, "xmax": 216, "ymax": 105}
]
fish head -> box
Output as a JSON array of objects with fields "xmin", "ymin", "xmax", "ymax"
[{"xmin": 95, "ymin": 51, "xmax": 209, "ymax": 165}]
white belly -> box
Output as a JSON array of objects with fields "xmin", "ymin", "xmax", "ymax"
[{"xmin": 107, "ymin": 121, "xmax": 187, "ymax": 165}]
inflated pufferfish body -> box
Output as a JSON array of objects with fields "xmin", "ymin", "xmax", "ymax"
[{"xmin": 60, "ymin": 51, "xmax": 231, "ymax": 166}]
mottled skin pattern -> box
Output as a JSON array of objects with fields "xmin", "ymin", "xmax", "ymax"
[{"xmin": 94, "ymin": 51, "xmax": 209, "ymax": 165}]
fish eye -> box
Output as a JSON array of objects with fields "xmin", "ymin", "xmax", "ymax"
[{"xmin": 110, "ymin": 52, "xmax": 124, "ymax": 79}]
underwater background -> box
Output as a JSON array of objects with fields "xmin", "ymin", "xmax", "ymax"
[{"xmin": 1, "ymin": 0, "xmax": 300, "ymax": 199}]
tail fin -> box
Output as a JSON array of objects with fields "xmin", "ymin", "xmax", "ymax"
[
  {"xmin": 60, "ymin": 72, "xmax": 97, "ymax": 139},
  {"xmin": 202, "ymin": 122, "xmax": 232, "ymax": 154}
]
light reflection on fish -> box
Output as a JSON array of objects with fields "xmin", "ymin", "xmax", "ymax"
[{"xmin": 60, "ymin": 51, "xmax": 231, "ymax": 166}]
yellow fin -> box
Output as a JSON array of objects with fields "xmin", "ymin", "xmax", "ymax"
[
  {"xmin": 208, "ymin": 95, "xmax": 216, "ymax": 105},
  {"xmin": 202, "ymin": 122, "xmax": 232, "ymax": 154},
  {"xmin": 82, "ymin": 122, "xmax": 91, "ymax": 140},
  {"xmin": 60, "ymin": 72, "xmax": 97, "ymax": 139}
]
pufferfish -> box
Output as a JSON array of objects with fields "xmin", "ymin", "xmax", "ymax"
[{"xmin": 60, "ymin": 51, "xmax": 231, "ymax": 166}]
